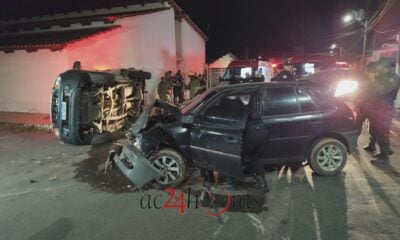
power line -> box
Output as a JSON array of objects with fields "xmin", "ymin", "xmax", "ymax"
[
  {"xmin": 373, "ymin": 27, "xmax": 400, "ymax": 34},
  {"xmin": 367, "ymin": 0, "xmax": 397, "ymax": 32},
  {"xmin": 305, "ymin": 29, "xmax": 363, "ymax": 42}
]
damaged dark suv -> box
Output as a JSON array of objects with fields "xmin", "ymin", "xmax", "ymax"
[{"xmin": 111, "ymin": 82, "xmax": 358, "ymax": 188}]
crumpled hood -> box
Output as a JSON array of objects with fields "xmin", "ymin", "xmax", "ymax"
[{"xmin": 129, "ymin": 99, "xmax": 182, "ymax": 135}]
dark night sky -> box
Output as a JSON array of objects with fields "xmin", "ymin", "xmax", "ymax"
[
  {"xmin": 175, "ymin": 0, "xmax": 380, "ymax": 61},
  {"xmin": 1, "ymin": 0, "xmax": 382, "ymax": 62}
]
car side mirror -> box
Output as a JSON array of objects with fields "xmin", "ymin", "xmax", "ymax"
[{"xmin": 181, "ymin": 114, "xmax": 195, "ymax": 126}]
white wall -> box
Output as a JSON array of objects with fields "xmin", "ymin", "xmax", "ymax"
[
  {"xmin": 178, "ymin": 19, "xmax": 206, "ymax": 79},
  {"xmin": 0, "ymin": 9, "xmax": 177, "ymax": 113},
  {"xmin": 0, "ymin": 50, "xmax": 69, "ymax": 113}
]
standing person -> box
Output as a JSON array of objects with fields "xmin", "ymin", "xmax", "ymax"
[
  {"xmin": 272, "ymin": 64, "xmax": 284, "ymax": 80},
  {"xmin": 368, "ymin": 57, "xmax": 400, "ymax": 164},
  {"xmin": 220, "ymin": 101, "xmax": 269, "ymax": 192},
  {"xmin": 196, "ymin": 74, "xmax": 207, "ymax": 95},
  {"xmin": 357, "ymin": 62, "xmax": 378, "ymax": 151},
  {"xmin": 272, "ymin": 60, "xmax": 295, "ymax": 81},
  {"xmin": 157, "ymin": 76, "xmax": 172, "ymax": 103},
  {"xmin": 188, "ymin": 72, "xmax": 201, "ymax": 99},
  {"xmin": 198, "ymin": 74, "xmax": 206, "ymax": 88},
  {"xmin": 243, "ymin": 110, "xmax": 269, "ymax": 192},
  {"xmin": 255, "ymin": 68, "xmax": 265, "ymax": 82},
  {"xmin": 165, "ymin": 71, "xmax": 174, "ymax": 102},
  {"xmin": 173, "ymin": 70, "xmax": 184, "ymax": 104}
]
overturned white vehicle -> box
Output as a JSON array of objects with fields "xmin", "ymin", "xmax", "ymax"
[{"xmin": 50, "ymin": 63, "xmax": 151, "ymax": 145}]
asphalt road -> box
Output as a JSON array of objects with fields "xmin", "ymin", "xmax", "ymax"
[{"xmin": 0, "ymin": 127, "xmax": 399, "ymax": 240}]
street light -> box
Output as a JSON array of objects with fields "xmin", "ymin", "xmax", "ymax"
[
  {"xmin": 330, "ymin": 43, "xmax": 337, "ymax": 49},
  {"xmin": 343, "ymin": 14, "xmax": 353, "ymax": 23}
]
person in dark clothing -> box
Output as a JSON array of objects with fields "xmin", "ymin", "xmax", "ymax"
[
  {"xmin": 199, "ymin": 74, "xmax": 206, "ymax": 87},
  {"xmin": 356, "ymin": 62, "xmax": 378, "ymax": 151},
  {"xmin": 242, "ymin": 111, "xmax": 269, "ymax": 192},
  {"xmin": 272, "ymin": 60, "xmax": 295, "ymax": 81},
  {"xmin": 204, "ymin": 98, "xmax": 269, "ymax": 192},
  {"xmin": 195, "ymin": 74, "xmax": 207, "ymax": 96},
  {"xmin": 158, "ymin": 76, "xmax": 172, "ymax": 102},
  {"xmin": 367, "ymin": 57, "xmax": 400, "ymax": 164},
  {"xmin": 220, "ymin": 114, "xmax": 269, "ymax": 192},
  {"xmin": 173, "ymin": 70, "xmax": 184, "ymax": 104}
]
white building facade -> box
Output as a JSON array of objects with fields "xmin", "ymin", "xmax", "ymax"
[{"xmin": 0, "ymin": 1, "xmax": 206, "ymax": 113}]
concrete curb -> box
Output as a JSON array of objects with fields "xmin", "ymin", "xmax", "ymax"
[{"xmin": 0, "ymin": 122, "xmax": 53, "ymax": 133}]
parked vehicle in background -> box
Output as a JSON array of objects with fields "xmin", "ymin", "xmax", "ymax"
[
  {"xmin": 50, "ymin": 63, "xmax": 151, "ymax": 145},
  {"xmin": 219, "ymin": 59, "xmax": 274, "ymax": 85},
  {"xmin": 110, "ymin": 81, "xmax": 358, "ymax": 189},
  {"xmin": 289, "ymin": 54, "xmax": 350, "ymax": 79}
]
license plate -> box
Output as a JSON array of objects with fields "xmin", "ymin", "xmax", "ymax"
[{"xmin": 61, "ymin": 102, "xmax": 67, "ymax": 120}]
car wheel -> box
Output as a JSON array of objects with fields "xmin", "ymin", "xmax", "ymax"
[
  {"xmin": 149, "ymin": 148, "xmax": 187, "ymax": 188},
  {"xmin": 308, "ymin": 138, "xmax": 347, "ymax": 176}
]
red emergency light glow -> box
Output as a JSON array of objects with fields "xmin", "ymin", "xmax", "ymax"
[
  {"xmin": 104, "ymin": 16, "xmax": 117, "ymax": 22},
  {"xmin": 94, "ymin": 64, "xmax": 111, "ymax": 71},
  {"xmin": 65, "ymin": 26, "xmax": 123, "ymax": 70},
  {"xmin": 272, "ymin": 63, "xmax": 277, "ymax": 68}
]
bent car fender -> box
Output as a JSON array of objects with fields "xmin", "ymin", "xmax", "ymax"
[
  {"xmin": 113, "ymin": 145, "xmax": 163, "ymax": 188},
  {"xmin": 129, "ymin": 99, "xmax": 182, "ymax": 135}
]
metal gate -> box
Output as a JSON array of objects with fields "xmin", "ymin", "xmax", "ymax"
[{"xmin": 207, "ymin": 67, "xmax": 226, "ymax": 89}]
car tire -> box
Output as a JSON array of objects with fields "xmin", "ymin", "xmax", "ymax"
[
  {"xmin": 308, "ymin": 138, "xmax": 347, "ymax": 176},
  {"xmin": 148, "ymin": 148, "xmax": 187, "ymax": 188}
]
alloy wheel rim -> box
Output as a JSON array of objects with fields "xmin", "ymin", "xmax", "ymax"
[
  {"xmin": 152, "ymin": 156, "xmax": 180, "ymax": 185},
  {"xmin": 316, "ymin": 144, "xmax": 343, "ymax": 172}
]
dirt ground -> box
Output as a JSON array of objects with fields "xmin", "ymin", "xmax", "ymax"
[{"xmin": 0, "ymin": 128, "xmax": 399, "ymax": 240}]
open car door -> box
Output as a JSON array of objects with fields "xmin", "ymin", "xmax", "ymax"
[{"xmin": 190, "ymin": 93, "xmax": 251, "ymax": 177}]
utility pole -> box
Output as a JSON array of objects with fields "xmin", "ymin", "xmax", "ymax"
[{"xmin": 343, "ymin": 9, "xmax": 368, "ymax": 68}]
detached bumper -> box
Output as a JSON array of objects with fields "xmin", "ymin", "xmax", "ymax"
[{"xmin": 112, "ymin": 145, "xmax": 163, "ymax": 188}]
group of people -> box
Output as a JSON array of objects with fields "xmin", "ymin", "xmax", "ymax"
[
  {"xmin": 157, "ymin": 70, "xmax": 206, "ymax": 105},
  {"xmin": 356, "ymin": 57, "xmax": 400, "ymax": 164}
]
